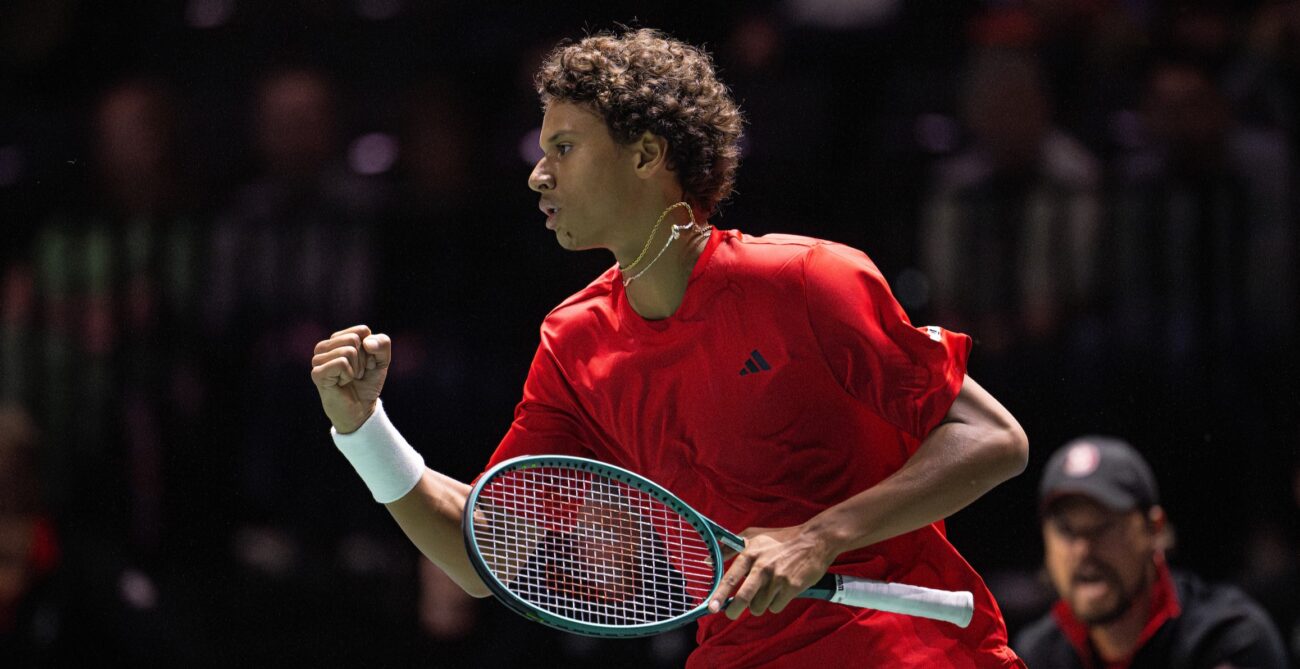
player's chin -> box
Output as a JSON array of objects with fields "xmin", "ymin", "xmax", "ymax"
[
  {"xmin": 555, "ymin": 229, "xmax": 581, "ymax": 251},
  {"xmin": 555, "ymin": 230, "xmax": 600, "ymax": 253}
]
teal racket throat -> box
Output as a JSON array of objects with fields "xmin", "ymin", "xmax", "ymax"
[{"xmin": 463, "ymin": 455, "xmax": 974, "ymax": 638}]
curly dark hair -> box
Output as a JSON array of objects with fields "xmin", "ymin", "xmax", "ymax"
[{"xmin": 535, "ymin": 28, "xmax": 744, "ymax": 216}]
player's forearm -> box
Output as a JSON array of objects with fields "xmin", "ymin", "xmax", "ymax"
[
  {"xmin": 385, "ymin": 470, "xmax": 492, "ymax": 598},
  {"xmin": 330, "ymin": 399, "xmax": 492, "ymax": 598},
  {"xmin": 805, "ymin": 378, "xmax": 1028, "ymax": 555},
  {"xmin": 809, "ymin": 421, "xmax": 1026, "ymax": 554}
]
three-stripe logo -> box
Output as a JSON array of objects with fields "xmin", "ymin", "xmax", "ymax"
[{"xmin": 738, "ymin": 349, "xmax": 772, "ymax": 376}]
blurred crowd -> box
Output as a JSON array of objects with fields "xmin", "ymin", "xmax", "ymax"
[{"xmin": 1, "ymin": 0, "xmax": 1298, "ymax": 666}]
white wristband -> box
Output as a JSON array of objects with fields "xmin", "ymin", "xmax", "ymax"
[{"xmin": 331, "ymin": 399, "xmax": 425, "ymax": 503}]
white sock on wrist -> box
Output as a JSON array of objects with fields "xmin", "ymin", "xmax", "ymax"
[{"xmin": 331, "ymin": 399, "xmax": 425, "ymax": 503}]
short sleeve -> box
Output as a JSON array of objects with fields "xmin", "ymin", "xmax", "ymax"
[
  {"xmin": 481, "ymin": 341, "xmax": 596, "ymax": 475},
  {"xmin": 803, "ymin": 243, "xmax": 971, "ymax": 440}
]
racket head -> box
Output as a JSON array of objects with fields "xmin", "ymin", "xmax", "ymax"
[{"xmin": 463, "ymin": 455, "xmax": 725, "ymax": 638}]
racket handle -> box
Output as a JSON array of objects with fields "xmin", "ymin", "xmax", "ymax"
[{"xmin": 805, "ymin": 574, "xmax": 975, "ymax": 628}]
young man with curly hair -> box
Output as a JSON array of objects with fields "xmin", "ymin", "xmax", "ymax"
[{"xmin": 311, "ymin": 28, "xmax": 1029, "ymax": 667}]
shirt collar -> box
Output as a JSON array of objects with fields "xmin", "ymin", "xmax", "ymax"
[{"xmin": 1051, "ymin": 557, "xmax": 1182, "ymax": 669}]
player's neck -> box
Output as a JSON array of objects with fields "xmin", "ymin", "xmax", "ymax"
[
  {"xmin": 1088, "ymin": 583, "xmax": 1154, "ymax": 663},
  {"xmin": 623, "ymin": 226, "xmax": 708, "ymax": 320}
]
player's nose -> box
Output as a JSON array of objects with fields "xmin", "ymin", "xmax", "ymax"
[{"xmin": 529, "ymin": 159, "xmax": 554, "ymax": 192}]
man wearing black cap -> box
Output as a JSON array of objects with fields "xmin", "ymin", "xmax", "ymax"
[{"xmin": 1014, "ymin": 436, "xmax": 1288, "ymax": 668}]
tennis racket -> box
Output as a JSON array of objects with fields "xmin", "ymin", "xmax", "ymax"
[{"xmin": 463, "ymin": 455, "xmax": 974, "ymax": 638}]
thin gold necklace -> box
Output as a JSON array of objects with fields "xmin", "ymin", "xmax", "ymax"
[
  {"xmin": 619, "ymin": 202, "xmax": 691, "ymax": 273},
  {"xmin": 621, "ymin": 203, "xmax": 711, "ymax": 287}
]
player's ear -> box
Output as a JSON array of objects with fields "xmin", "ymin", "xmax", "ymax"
[{"xmin": 632, "ymin": 131, "xmax": 669, "ymax": 177}]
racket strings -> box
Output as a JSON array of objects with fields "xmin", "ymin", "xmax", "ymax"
[{"xmin": 473, "ymin": 466, "xmax": 716, "ymax": 626}]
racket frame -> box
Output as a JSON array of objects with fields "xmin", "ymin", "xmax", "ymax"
[{"xmin": 463, "ymin": 454, "xmax": 736, "ymax": 638}]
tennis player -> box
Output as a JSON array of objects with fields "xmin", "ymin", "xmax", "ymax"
[{"xmin": 311, "ymin": 28, "xmax": 1029, "ymax": 667}]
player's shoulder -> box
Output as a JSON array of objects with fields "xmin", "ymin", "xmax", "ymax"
[
  {"xmin": 721, "ymin": 230, "xmax": 876, "ymax": 279},
  {"xmin": 723, "ymin": 230, "xmax": 836, "ymax": 261},
  {"xmin": 539, "ymin": 266, "xmax": 619, "ymax": 337}
]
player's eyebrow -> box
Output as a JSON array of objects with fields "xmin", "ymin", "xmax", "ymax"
[{"xmin": 544, "ymin": 130, "xmax": 577, "ymax": 145}]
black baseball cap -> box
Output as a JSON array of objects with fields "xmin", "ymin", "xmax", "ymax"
[{"xmin": 1039, "ymin": 436, "xmax": 1159, "ymax": 514}]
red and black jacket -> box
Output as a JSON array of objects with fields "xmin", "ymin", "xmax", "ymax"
[{"xmin": 1014, "ymin": 561, "xmax": 1288, "ymax": 668}]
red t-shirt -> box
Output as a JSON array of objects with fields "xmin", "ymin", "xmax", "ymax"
[{"xmin": 485, "ymin": 229, "xmax": 1023, "ymax": 667}]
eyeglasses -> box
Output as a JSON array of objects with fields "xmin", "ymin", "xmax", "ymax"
[{"xmin": 1046, "ymin": 513, "xmax": 1129, "ymax": 544}]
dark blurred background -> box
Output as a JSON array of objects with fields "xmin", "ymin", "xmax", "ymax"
[{"xmin": 1, "ymin": 0, "xmax": 1297, "ymax": 666}]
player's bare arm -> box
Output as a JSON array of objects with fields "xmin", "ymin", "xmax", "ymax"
[
  {"xmin": 311, "ymin": 324, "xmax": 491, "ymax": 598},
  {"xmin": 386, "ymin": 470, "xmax": 491, "ymax": 597},
  {"xmin": 712, "ymin": 374, "xmax": 1027, "ymax": 619}
]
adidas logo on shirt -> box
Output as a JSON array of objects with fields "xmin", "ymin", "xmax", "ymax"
[{"xmin": 738, "ymin": 349, "xmax": 772, "ymax": 376}]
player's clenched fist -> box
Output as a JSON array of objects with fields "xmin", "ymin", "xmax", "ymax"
[{"xmin": 311, "ymin": 324, "xmax": 392, "ymax": 434}]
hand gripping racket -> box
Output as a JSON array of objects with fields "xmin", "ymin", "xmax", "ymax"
[{"xmin": 463, "ymin": 455, "xmax": 974, "ymax": 638}]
